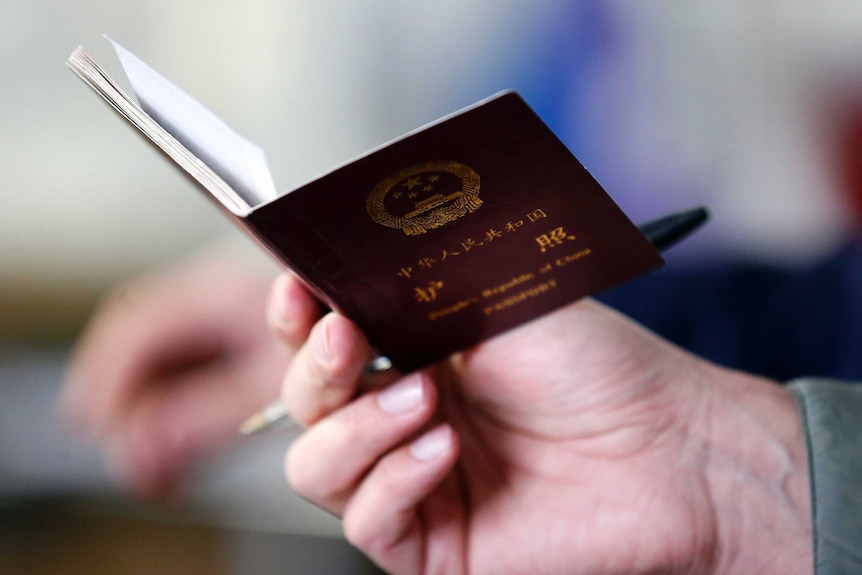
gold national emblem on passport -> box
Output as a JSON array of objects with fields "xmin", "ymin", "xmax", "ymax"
[{"xmin": 366, "ymin": 161, "xmax": 482, "ymax": 235}]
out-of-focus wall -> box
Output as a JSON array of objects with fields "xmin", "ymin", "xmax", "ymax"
[
  {"xmin": 0, "ymin": 0, "xmax": 567, "ymax": 340},
  {"xmin": 4, "ymin": 0, "xmax": 862, "ymax": 341},
  {"xmin": 561, "ymin": 2, "xmax": 862, "ymax": 264}
]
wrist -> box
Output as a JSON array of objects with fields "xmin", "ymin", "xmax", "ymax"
[{"xmin": 690, "ymin": 366, "xmax": 813, "ymax": 575}]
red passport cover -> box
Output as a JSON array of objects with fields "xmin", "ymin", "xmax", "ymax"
[{"xmin": 243, "ymin": 92, "xmax": 664, "ymax": 371}]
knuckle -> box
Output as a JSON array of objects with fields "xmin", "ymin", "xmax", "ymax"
[
  {"xmin": 342, "ymin": 509, "xmax": 376, "ymax": 551},
  {"xmin": 284, "ymin": 423, "xmax": 357, "ymax": 503},
  {"xmin": 371, "ymin": 451, "xmax": 405, "ymax": 490},
  {"xmin": 342, "ymin": 488, "xmax": 404, "ymax": 559},
  {"xmin": 284, "ymin": 443, "xmax": 317, "ymax": 497},
  {"xmin": 342, "ymin": 469, "xmax": 397, "ymax": 552}
]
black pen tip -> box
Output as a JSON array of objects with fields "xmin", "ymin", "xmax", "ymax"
[{"xmin": 640, "ymin": 206, "xmax": 710, "ymax": 252}]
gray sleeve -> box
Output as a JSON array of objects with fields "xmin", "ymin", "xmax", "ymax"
[{"xmin": 788, "ymin": 378, "xmax": 862, "ymax": 575}]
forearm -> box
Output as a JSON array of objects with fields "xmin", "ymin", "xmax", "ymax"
[{"xmin": 693, "ymin": 366, "xmax": 813, "ymax": 575}]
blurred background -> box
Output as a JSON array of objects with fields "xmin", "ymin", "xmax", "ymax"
[{"xmin": 3, "ymin": 0, "xmax": 862, "ymax": 573}]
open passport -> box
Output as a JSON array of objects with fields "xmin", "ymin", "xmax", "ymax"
[{"xmin": 67, "ymin": 37, "xmax": 663, "ymax": 372}]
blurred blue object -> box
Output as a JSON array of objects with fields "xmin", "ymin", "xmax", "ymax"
[{"xmin": 600, "ymin": 238, "xmax": 862, "ymax": 382}]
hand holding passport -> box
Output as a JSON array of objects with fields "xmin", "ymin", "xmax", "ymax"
[
  {"xmin": 64, "ymin": 35, "xmax": 705, "ymax": 476},
  {"xmin": 61, "ymin": 38, "xmax": 821, "ymax": 575}
]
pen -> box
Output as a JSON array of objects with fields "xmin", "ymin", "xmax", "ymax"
[{"xmin": 239, "ymin": 205, "xmax": 710, "ymax": 436}]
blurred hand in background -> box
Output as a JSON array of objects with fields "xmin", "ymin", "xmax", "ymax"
[{"xmin": 60, "ymin": 250, "xmax": 319, "ymax": 497}]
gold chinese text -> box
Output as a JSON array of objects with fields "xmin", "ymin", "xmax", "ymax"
[
  {"xmin": 414, "ymin": 281, "xmax": 444, "ymax": 303},
  {"xmin": 535, "ymin": 227, "xmax": 576, "ymax": 253}
]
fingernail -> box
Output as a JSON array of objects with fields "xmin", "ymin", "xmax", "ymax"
[
  {"xmin": 410, "ymin": 425, "xmax": 452, "ymax": 461},
  {"xmin": 377, "ymin": 374, "xmax": 425, "ymax": 415}
]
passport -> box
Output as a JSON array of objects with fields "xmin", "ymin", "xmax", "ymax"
[{"xmin": 67, "ymin": 38, "xmax": 663, "ymax": 372}]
